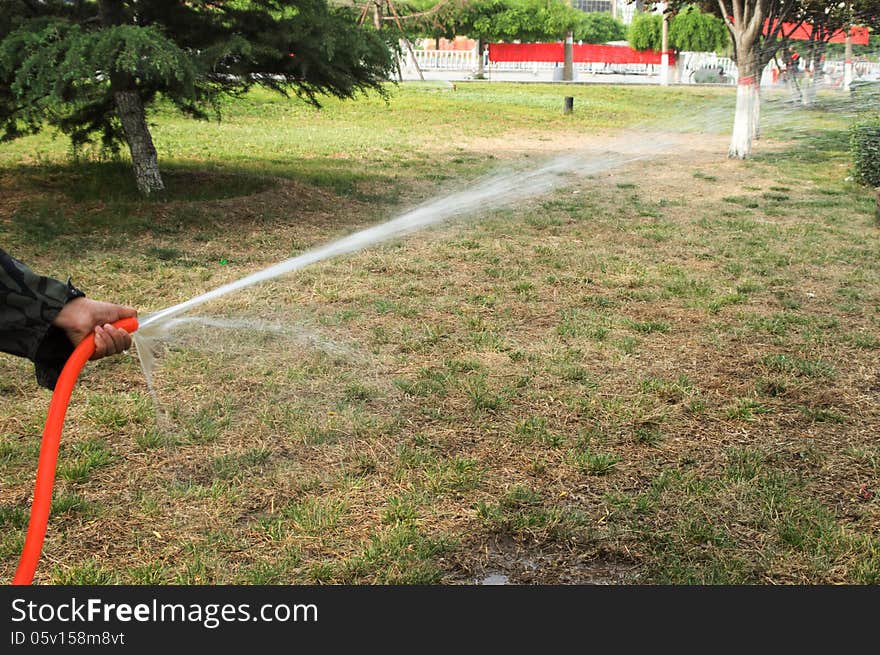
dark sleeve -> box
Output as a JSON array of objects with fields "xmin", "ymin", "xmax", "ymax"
[{"xmin": 0, "ymin": 248, "xmax": 81, "ymax": 390}]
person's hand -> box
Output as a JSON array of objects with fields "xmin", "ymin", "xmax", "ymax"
[{"xmin": 52, "ymin": 298, "xmax": 138, "ymax": 360}]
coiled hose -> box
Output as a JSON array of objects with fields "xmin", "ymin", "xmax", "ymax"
[{"xmin": 12, "ymin": 317, "xmax": 139, "ymax": 585}]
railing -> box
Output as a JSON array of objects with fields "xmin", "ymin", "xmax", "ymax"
[
  {"xmin": 488, "ymin": 60, "xmax": 661, "ymax": 75},
  {"xmin": 403, "ymin": 47, "xmax": 880, "ymax": 86},
  {"xmin": 404, "ymin": 49, "xmax": 661, "ymax": 76},
  {"xmin": 406, "ymin": 49, "xmax": 482, "ymax": 71},
  {"xmin": 822, "ymin": 59, "xmax": 880, "ymax": 82}
]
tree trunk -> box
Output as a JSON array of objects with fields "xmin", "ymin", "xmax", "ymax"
[
  {"xmin": 718, "ymin": 0, "xmax": 767, "ymax": 159},
  {"xmin": 114, "ymin": 90, "xmax": 165, "ymax": 196},
  {"xmin": 802, "ymin": 39, "xmax": 821, "ymax": 106},
  {"xmin": 660, "ymin": 14, "xmax": 669, "ymax": 86},
  {"xmin": 751, "ymin": 80, "xmax": 761, "ymax": 140},
  {"xmin": 802, "ymin": 77, "xmax": 816, "ymax": 105},
  {"xmin": 787, "ymin": 69, "xmax": 802, "ymax": 103},
  {"xmin": 99, "ymin": 0, "xmax": 164, "ymax": 196},
  {"xmin": 372, "ymin": 0, "xmax": 382, "ymax": 31},
  {"xmin": 843, "ymin": 32, "xmax": 853, "ymax": 91},
  {"xmin": 476, "ymin": 38, "xmax": 485, "ymax": 78},
  {"xmin": 729, "ymin": 51, "xmax": 759, "ymax": 159}
]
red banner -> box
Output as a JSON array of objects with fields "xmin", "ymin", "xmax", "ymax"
[
  {"xmin": 488, "ymin": 43, "xmax": 673, "ymax": 66},
  {"xmin": 765, "ymin": 22, "xmax": 870, "ymax": 45}
]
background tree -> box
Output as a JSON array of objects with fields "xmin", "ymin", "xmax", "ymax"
[
  {"xmin": 629, "ymin": 5, "xmax": 730, "ymax": 83},
  {"xmin": 851, "ymin": 0, "xmax": 880, "ymax": 33},
  {"xmin": 795, "ymin": 1, "xmax": 851, "ymax": 104},
  {"xmin": 656, "ymin": 0, "xmax": 808, "ymax": 158},
  {"xmin": 629, "ymin": 5, "xmax": 728, "ymax": 51},
  {"xmin": 574, "ymin": 12, "xmax": 628, "ymax": 43},
  {"xmin": 848, "ymin": 0, "xmax": 880, "ymax": 89},
  {"xmin": 401, "ymin": 0, "xmax": 624, "ymax": 76},
  {"xmin": 400, "ymin": 0, "xmax": 506, "ymax": 76},
  {"xmin": 628, "ymin": 11, "xmax": 663, "ymax": 50},
  {"xmin": 667, "ymin": 3, "xmax": 730, "ymax": 52},
  {"xmin": 0, "ymin": 0, "xmax": 395, "ymax": 196},
  {"xmin": 396, "ymin": 0, "xmax": 470, "ymax": 48}
]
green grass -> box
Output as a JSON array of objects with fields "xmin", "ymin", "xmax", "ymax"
[
  {"xmin": 0, "ymin": 84, "xmax": 733, "ymax": 217},
  {"xmin": 761, "ymin": 354, "xmax": 836, "ymax": 378},
  {"xmin": 570, "ymin": 448, "xmax": 621, "ymax": 475},
  {"xmin": 56, "ymin": 439, "xmax": 115, "ymax": 483}
]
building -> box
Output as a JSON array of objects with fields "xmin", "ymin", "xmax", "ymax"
[{"xmin": 572, "ymin": 0, "xmax": 639, "ymax": 24}]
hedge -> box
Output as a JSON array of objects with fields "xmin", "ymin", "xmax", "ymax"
[{"xmin": 851, "ymin": 117, "xmax": 880, "ymax": 188}]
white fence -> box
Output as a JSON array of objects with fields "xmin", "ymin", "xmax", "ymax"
[
  {"xmin": 404, "ymin": 49, "xmax": 664, "ymax": 77},
  {"xmin": 490, "ymin": 59, "xmax": 663, "ymax": 76},
  {"xmin": 404, "ymin": 48, "xmax": 727, "ymax": 82},
  {"xmin": 407, "ymin": 49, "xmax": 480, "ymax": 71},
  {"xmin": 402, "ymin": 47, "xmax": 880, "ymax": 86},
  {"xmin": 820, "ymin": 59, "xmax": 880, "ymax": 84}
]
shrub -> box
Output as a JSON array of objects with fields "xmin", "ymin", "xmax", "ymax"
[
  {"xmin": 851, "ymin": 117, "xmax": 880, "ymax": 188},
  {"xmin": 850, "ymin": 80, "xmax": 880, "ymax": 109}
]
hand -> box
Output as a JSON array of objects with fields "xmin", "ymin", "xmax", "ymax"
[{"xmin": 52, "ymin": 297, "xmax": 138, "ymax": 360}]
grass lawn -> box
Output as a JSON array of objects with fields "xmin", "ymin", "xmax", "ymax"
[{"xmin": 0, "ymin": 82, "xmax": 878, "ymax": 584}]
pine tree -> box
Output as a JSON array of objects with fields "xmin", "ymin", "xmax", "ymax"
[{"xmin": 0, "ymin": 1, "xmax": 395, "ymax": 196}]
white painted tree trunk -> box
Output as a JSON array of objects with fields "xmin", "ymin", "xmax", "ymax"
[
  {"xmin": 802, "ymin": 44, "xmax": 821, "ymax": 106},
  {"xmin": 660, "ymin": 13, "xmax": 669, "ymax": 87},
  {"xmin": 802, "ymin": 76, "xmax": 817, "ymax": 105},
  {"xmin": 787, "ymin": 75, "xmax": 802, "ymax": 103},
  {"xmin": 718, "ymin": 0, "xmax": 770, "ymax": 159},
  {"xmin": 115, "ymin": 90, "xmax": 165, "ymax": 196},
  {"xmin": 729, "ymin": 80, "xmax": 758, "ymax": 159},
  {"xmin": 843, "ymin": 34, "xmax": 853, "ymax": 91},
  {"xmin": 751, "ymin": 82, "xmax": 761, "ymax": 140}
]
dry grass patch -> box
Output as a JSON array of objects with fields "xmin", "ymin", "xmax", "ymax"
[{"xmin": 1, "ymin": 86, "xmax": 878, "ymax": 584}]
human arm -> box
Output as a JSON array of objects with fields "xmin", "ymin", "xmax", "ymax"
[{"xmin": 0, "ymin": 249, "xmax": 136, "ymax": 389}]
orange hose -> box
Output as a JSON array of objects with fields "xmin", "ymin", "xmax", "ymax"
[{"xmin": 12, "ymin": 317, "xmax": 139, "ymax": 585}]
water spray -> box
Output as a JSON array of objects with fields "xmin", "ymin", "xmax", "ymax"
[{"xmin": 11, "ymin": 318, "xmax": 139, "ymax": 585}]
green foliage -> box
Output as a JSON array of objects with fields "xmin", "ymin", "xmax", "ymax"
[
  {"xmin": 629, "ymin": 6, "xmax": 729, "ymax": 53},
  {"xmin": 851, "ymin": 116, "xmax": 880, "ymax": 187},
  {"xmin": 401, "ymin": 0, "xmax": 624, "ymax": 43},
  {"xmin": 573, "ymin": 12, "xmax": 627, "ymax": 43},
  {"xmin": 0, "ymin": 1, "xmax": 394, "ymax": 152},
  {"xmin": 0, "ymin": 19, "xmax": 200, "ymax": 147},
  {"xmin": 628, "ymin": 12, "xmax": 662, "ymax": 51},
  {"xmin": 668, "ymin": 5, "xmax": 729, "ymax": 54}
]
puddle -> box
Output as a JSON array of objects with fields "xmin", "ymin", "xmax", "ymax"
[
  {"xmin": 458, "ymin": 536, "xmax": 638, "ymax": 584},
  {"xmin": 480, "ymin": 573, "xmax": 510, "ymax": 585}
]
